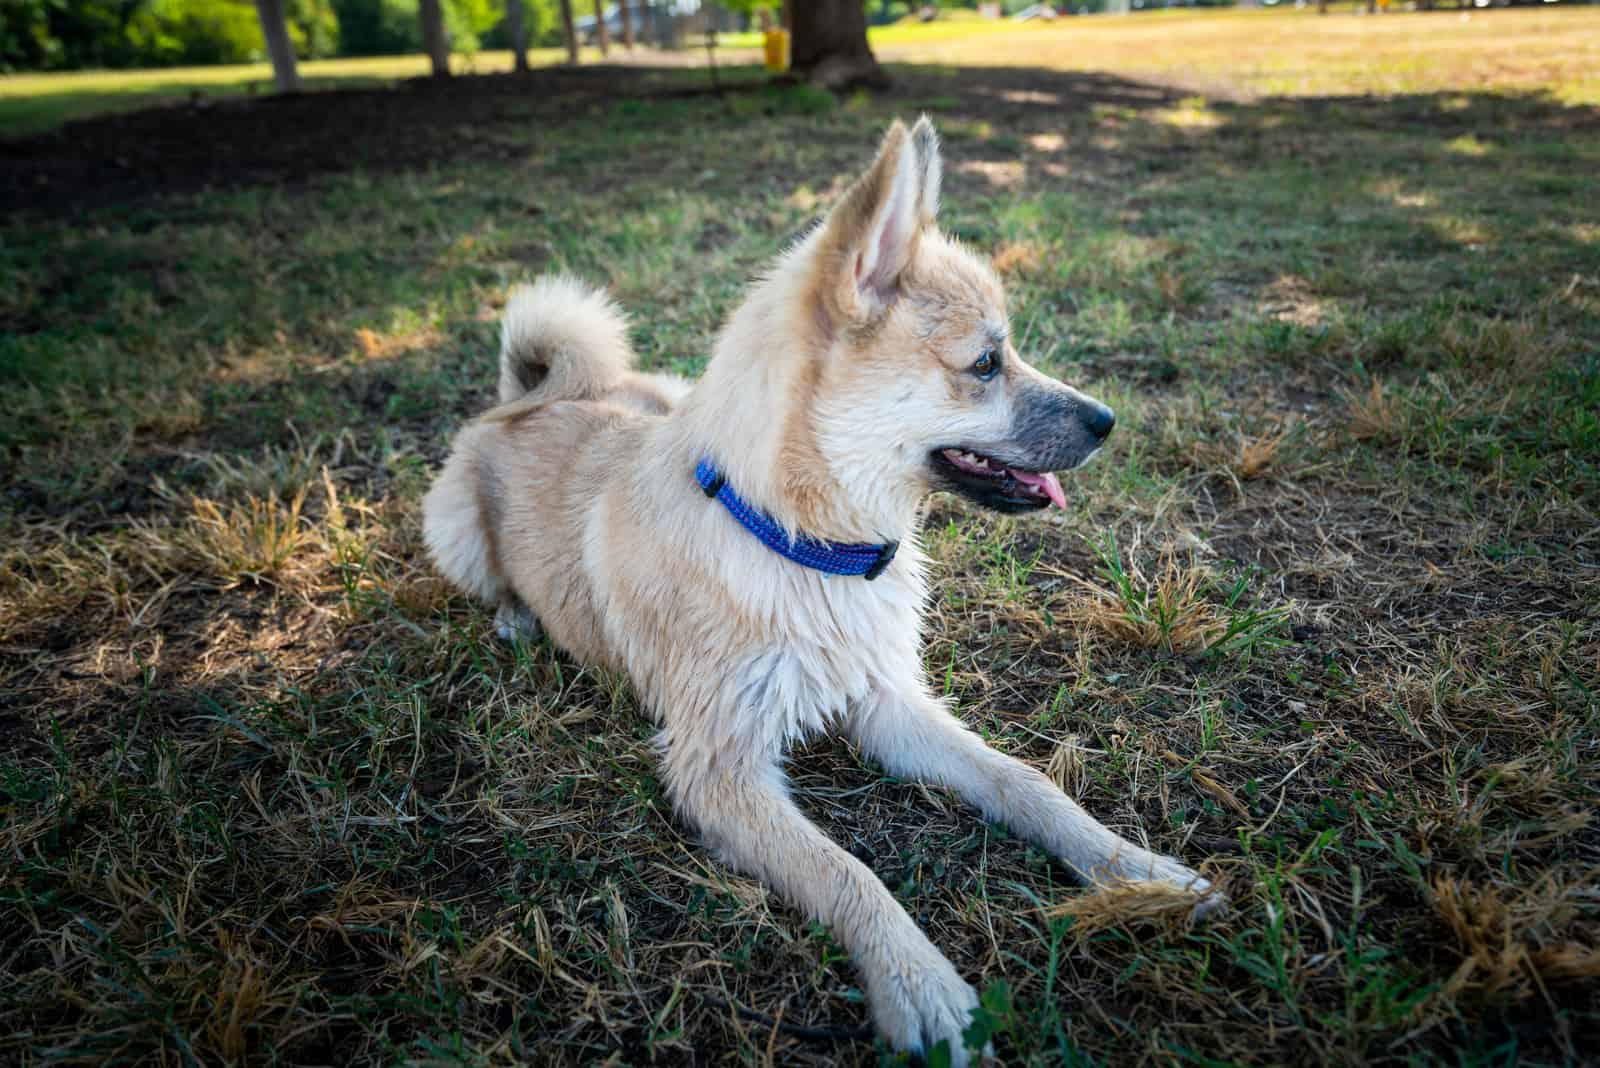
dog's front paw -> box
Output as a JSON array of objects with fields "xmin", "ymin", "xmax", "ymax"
[
  {"xmin": 866, "ymin": 943, "xmax": 988, "ymax": 1067},
  {"xmin": 494, "ymin": 598, "xmax": 542, "ymax": 644}
]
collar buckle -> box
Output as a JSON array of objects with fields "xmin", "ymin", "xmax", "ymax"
[{"xmin": 863, "ymin": 541, "xmax": 898, "ymax": 581}]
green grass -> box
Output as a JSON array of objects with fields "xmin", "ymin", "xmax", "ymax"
[
  {"xmin": 3, "ymin": 14, "xmax": 1599, "ymax": 1068},
  {"xmin": 0, "ymin": 46, "xmax": 592, "ymax": 135}
]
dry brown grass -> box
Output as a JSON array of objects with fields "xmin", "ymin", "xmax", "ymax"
[
  {"xmin": 1044, "ymin": 879, "xmax": 1214, "ymax": 939},
  {"xmin": 1343, "ymin": 379, "xmax": 1405, "ymax": 443},
  {"xmin": 161, "ymin": 489, "xmax": 311, "ymax": 585},
  {"xmin": 1070, "ymin": 554, "xmax": 1220, "ymax": 653},
  {"xmin": 990, "ymin": 240, "xmax": 1042, "ymax": 277},
  {"xmin": 1060, "ymin": 543, "xmax": 1285, "ymax": 658},
  {"xmin": 1224, "ymin": 425, "xmax": 1292, "ymax": 482},
  {"xmin": 1433, "ymin": 874, "xmax": 1600, "ymax": 1003}
]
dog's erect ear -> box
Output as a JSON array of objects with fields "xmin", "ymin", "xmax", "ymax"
[
  {"xmin": 910, "ymin": 115, "xmax": 942, "ymax": 226},
  {"xmin": 820, "ymin": 117, "xmax": 943, "ymax": 319}
]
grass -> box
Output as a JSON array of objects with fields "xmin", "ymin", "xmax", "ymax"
[
  {"xmin": 0, "ymin": 46, "xmax": 610, "ymax": 135},
  {"xmin": 3, "ymin": 9, "xmax": 1599, "ymax": 1067},
  {"xmin": 870, "ymin": 5, "xmax": 1600, "ymax": 104}
]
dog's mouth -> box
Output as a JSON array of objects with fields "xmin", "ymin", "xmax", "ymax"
[{"xmin": 931, "ymin": 448, "xmax": 1067, "ymax": 513}]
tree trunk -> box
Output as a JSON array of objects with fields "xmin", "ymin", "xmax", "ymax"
[
  {"xmin": 508, "ymin": 0, "xmax": 528, "ymax": 72},
  {"xmin": 788, "ymin": 0, "xmax": 886, "ymax": 90},
  {"xmin": 619, "ymin": 0, "xmax": 635, "ymax": 49},
  {"xmin": 254, "ymin": 0, "xmax": 301, "ymax": 92},
  {"xmin": 559, "ymin": 0, "xmax": 578, "ymax": 63},
  {"xmin": 419, "ymin": 0, "xmax": 450, "ymax": 77},
  {"xmin": 592, "ymin": 0, "xmax": 609, "ymax": 56},
  {"xmin": 1317, "ymin": 0, "xmax": 1328, "ymax": 12}
]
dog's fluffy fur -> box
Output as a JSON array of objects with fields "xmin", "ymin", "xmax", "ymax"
[{"xmin": 424, "ymin": 118, "xmax": 1220, "ymax": 1065}]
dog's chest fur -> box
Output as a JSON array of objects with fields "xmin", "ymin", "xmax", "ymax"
[
  {"xmin": 726, "ymin": 559, "xmax": 928, "ymax": 745},
  {"xmin": 585, "ymin": 492, "xmax": 932, "ymax": 770}
]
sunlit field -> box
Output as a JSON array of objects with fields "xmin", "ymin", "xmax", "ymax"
[{"xmin": 871, "ymin": 5, "xmax": 1600, "ymax": 103}]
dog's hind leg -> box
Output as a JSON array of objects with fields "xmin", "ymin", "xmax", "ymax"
[
  {"xmin": 493, "ymin": 596, "xmax": 542, "ymax": 644},
  {"xmin": 849, "ymin": 685, "xmax": 1225, "ymax": 919},
  {"xmin": 664, "ymin": 753, "xmax": 988, "ymax": 1067}
]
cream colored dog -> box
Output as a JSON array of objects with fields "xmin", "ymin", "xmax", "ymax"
[{"xmin": 424, "ymin": 117, "xmax": 1219, "ymax": 1065}]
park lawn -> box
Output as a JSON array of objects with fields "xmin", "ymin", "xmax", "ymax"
[
  {"xmin": 2, "ymin": 14, "xmax": 1599, "ymax": 1068},
  {"xmin": 871, "ymin": 4, "xmax": 1600, "ymax": 104},
  {"xmin": 0, "ymin": 46, "xmax": 603, "ymax": 136},
  {"xmin": 4, "ymin": 6, "xmax": 1600, "ymax": 136}
]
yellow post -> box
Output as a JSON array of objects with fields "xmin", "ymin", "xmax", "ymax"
[{"xmin": 764, "ymin": 28, "xmax": 790, "ymax": 73}]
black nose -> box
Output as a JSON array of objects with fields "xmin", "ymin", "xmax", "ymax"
[{"xmin": 1083, "ymin": 402, "xmax": 1116, "ymax": 440}]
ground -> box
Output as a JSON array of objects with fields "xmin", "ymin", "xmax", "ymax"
[{"xmin": 2, "ymin": 8, "xmax": 1598, "ymax": 1067}]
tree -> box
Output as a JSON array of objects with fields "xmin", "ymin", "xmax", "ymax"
[
  {"xmin": 618, "ymin": 0, "xmax": 633, "ymax": 49},
  {"xmin": 591, "ymin": 0, "xmax": 608, "ymax": 56},
  {"xmin": 787, "ymin": 0, "xmax": 884, "ymax": 90},
  {"xmin": 557, "ymin": 0, "xmax": 576, "ymax": 62},
  {"xmin": 507, "ymin": 0, "xmax": 527, "ymax": 70},
  {"xmin": 418, "ymin": 0, "xmax": 449, "ymax": 76},
  {"xmin": 254, "ymin": 0, "xmax": 301, "ymax": 90}
]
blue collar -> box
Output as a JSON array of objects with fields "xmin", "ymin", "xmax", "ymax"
[{"xmin": 694, "ymin": 459, "xmax": 898, "ymax": 580}]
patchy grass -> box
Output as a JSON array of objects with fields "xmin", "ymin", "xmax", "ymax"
[{"xmin": 3, "ymin": 22, "xmax": 1599, "ymax": 1068}]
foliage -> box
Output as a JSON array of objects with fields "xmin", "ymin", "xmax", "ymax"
[
  {"xmin": 0, "ymin": 0, "xmax": 344, "ymax": 71},
  {"xmin": 0, "ymin": 0, "xmax": 64, "ymax": 71},
  {"xmin": 0, "ymin": 0, "xmax": 549, "ymax": 71},
  {"xmin": 719, "ymin": 0, "xmax": 780, "ymax": 16},
  {"xmin": 288, "ymin": 0, "xmax": 341, "ymax": 58},
  {"xmin": 482, "ymin": 0, "xmax": 563, "ymax": 49},
  {"xmin": 441, "ymin": 0, "xmax": 504, "ymax": 56},
  {"xmin": 330, "ymin": 0, "xmax": 424, "ymax": 55},
  {"xmin": 333, "ymin": 0, "xmax": 561, "ymax": 59},
  {"xmin": 137, "ymin": 0, "xmax": 265, "ymax": 66}
]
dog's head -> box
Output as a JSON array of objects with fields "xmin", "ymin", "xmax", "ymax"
[{"xmin": 806, "ymin": 118, "xmax": 1114, "ymax": 515}]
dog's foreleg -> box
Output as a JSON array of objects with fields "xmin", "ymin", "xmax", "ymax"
[
  {"xmin": 850, "ymin": 687, "xmax": 1223, "ymax": 917},
  {"xmin": 667, "ymin": 758, "xmax": 988, "ymax": 1066}
]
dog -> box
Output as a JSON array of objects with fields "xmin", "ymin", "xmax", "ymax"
[{"xmin": 424, "ymin": 117, "xmax": 1220, "ymax": 1065}]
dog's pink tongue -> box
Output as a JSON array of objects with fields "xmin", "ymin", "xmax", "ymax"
[{"xmin": 1009, "ymin": 468, "xmax": 1067, "ymax": 509}]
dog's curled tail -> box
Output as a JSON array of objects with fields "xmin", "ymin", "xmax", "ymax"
[{"xmin": 497, "ymin": 275, "xmax": 634, "ymax": 405}]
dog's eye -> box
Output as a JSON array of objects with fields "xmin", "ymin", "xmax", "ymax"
[{"xmin": 970, "ymin": 349, "xmax": 1001, "ymax": 381}]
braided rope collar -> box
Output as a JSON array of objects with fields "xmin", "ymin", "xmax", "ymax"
[{"xmin": 694, "ymin": 459, "xmax": 898, "ymax": 581}]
